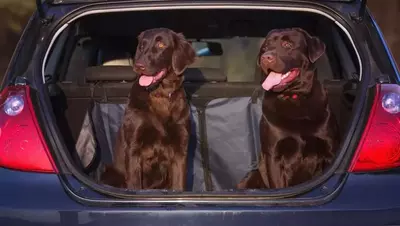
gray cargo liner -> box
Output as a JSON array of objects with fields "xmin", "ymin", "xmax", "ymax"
[{"xmin": 75, "ymin": 96, "xmax": 263, "ymax": 191}]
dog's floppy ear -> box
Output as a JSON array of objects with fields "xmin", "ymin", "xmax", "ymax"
[
  {"xmin": 294, "ymin": 28, "xmax": 326, "ymax": 63},
  {"xmin": 172, "ymin": 32, "xmax": 196, "ymax": 75}
]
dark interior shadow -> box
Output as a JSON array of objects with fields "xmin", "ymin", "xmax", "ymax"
[
  {"xmin": 183, "ymin": 69, "xmax": 208, "ymax": 191},
  {"xmin": 48, "ymin": 82, "xmax": 86, "ymax": 172}
]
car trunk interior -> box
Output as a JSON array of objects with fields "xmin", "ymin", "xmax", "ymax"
[{"xmin": 44, "ymin": 8, "xmax": 360, "ymax": 194}]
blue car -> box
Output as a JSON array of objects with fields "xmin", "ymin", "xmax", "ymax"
[{"xmin": 1, "ymin": 0, "xmax": 400, "ymax": 225}]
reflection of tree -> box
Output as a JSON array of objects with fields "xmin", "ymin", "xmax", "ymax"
[
  {"xmin": 368, "ymin": 0, "xmax": 400, "ymax": 68},
  {"xmin": 0, "ymin": 0, "xmax": 35, "ymax": 77}
]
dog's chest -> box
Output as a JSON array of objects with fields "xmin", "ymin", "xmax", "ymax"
[
  {"xmin": 262, "ymin": 95, "xmax": 328, "ymax": 132},
  {"xmin": 149, "ymin": 98, "xmax": 171, "ymax": 116},
  {"xmin": 146, "ymin": 104, "xmax": 190, "ymax": 145}
]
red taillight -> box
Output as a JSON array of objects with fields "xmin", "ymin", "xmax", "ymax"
[
  {"xmin": 349, "ymin": 84, "xmax": 400, "ymax": 172},
  {"xmin": 0, "ymin": 85, "xmax": 57, "ymax": 173}
]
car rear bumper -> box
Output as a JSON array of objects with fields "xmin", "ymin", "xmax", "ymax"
[{"xmin": 1, "ymin": 167, "xmax": 400, "ymax": 226}]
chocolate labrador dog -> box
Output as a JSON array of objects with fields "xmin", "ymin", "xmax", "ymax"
[
  {"xmin": 237, "ymin": 28, "xmax": 340, "ymax": 189},
  {"xmin": 101, "ymin": 28, "xmax": 196, "ymax": 190}
]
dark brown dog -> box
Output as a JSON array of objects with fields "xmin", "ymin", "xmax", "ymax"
[
  {"xmin": 101, "ymin": 28, "xmax": 196, "ymax": 190},
  {"xmin": 237, "ymin": 28, "xmax": 340, "ymax": 189}
]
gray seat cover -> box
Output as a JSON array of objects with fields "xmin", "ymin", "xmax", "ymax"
[{"xmin": 75, "ymin": 96, "xmax": 264, "ymax": 191}]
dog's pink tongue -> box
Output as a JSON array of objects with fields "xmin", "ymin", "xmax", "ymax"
[
  {"xmin": 139, "ymin": 75, "xmax": 154, "ymax": 87},
  {"xmin": 262, "ymin": 71, "xmax": 282, "ymax": 91}
]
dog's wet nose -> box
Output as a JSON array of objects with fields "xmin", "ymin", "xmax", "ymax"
[
  {"xmin": 262, "ymin": 52, "xmax": 276, "ymax": 63},
  {"xmin": 135, "ymin": 63, "xmax": 146, "ymax": 71}
]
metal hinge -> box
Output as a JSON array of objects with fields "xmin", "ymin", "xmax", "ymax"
[
  {"xmin": 376, "ymin": 74, "xmax": 391, "ymax": 84},
  {"xmin": 36, "ymin": 0, "xmax": 54, "ymax": 25},
  {"xmin": 350, "ymin": 0, "xmax": 368, "ymax": 23},
  {"xmin": 13, "ymin": 76, "xmax": 28, "ymax": 86}
]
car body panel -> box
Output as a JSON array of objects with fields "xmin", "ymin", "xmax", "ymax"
[
  {"xmin": 36, "ymin": 0, "xmax": 364, "ymax": 23},
  {"xmin": 46, "ymin": 0, "xmax": 357, "ymax": 3},
  {"xmin": 1, "ymin": 167, "xmax": 400, "ymax": 225}
]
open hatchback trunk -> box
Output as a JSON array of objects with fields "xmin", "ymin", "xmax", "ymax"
[{"xmin": 30, "ymin": 0, "xmax": 377, "ymax": 202}]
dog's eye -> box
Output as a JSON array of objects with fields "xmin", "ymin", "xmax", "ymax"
[
  {"xmin": 281, "ymin": 41, "xmax": 293, "ymax": 49},
  {"xmin": 157, "ymin": 42, "xmax": 166, "ymax": 49}
]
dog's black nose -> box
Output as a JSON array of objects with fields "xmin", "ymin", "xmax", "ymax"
[
  {"xmin": 135, "ymin": 63, "xmax": 146, "ymax": 71},
  {"xmin": 262, "ymin": 52, "xmax": 276, "ymax": 63}
]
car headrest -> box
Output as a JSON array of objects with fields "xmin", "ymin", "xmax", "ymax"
[{"xmin": 85, "ymin": 66, "xmax": 227, "ymax": 83}]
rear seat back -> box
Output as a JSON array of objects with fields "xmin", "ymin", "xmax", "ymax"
[{"xmin": 84, "ymin": 66, "xmax": 228, "ymax": 83}]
